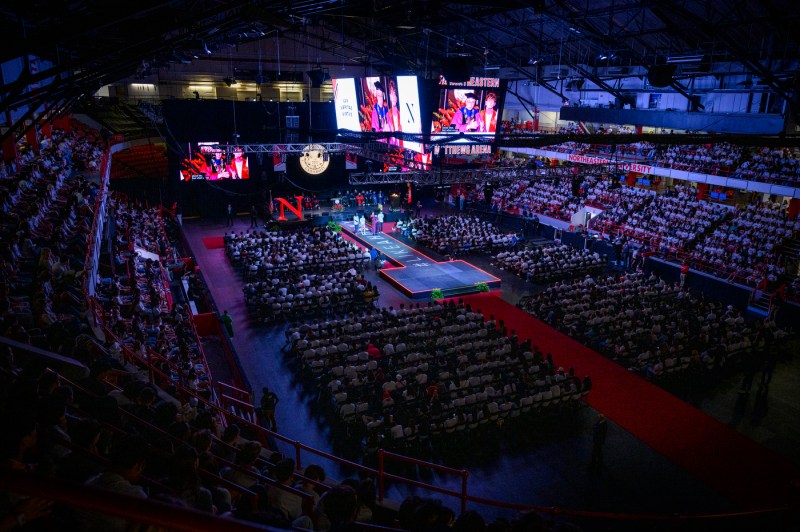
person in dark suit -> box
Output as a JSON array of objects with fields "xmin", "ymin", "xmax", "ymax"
[
  {"xmin": 589, "ymin": 413, "xmax": 608, "ymax": 469},
  {"xmin": 250, "ymin": 204, "xmax": 258, "ymax": 228}
]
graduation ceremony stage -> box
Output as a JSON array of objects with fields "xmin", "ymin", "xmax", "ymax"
[{"xmin": 339, "ymin": 221, "xmax": 501, "ymax": 299}]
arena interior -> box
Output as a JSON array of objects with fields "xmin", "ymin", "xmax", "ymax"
[{"xmin": 2, "ymin": 1, "xmax": 800, "ymax": 531}]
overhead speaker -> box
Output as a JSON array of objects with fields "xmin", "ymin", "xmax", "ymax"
[
  {"xmin": 441, "ymin": 58, "xmax": 472, "ymax": 83},
  {"xmin": 646, "ymin": 65, "xmax": 677, "ymax": 88},
  {"xmin": 307, "ymin": 69, "xmax": 326, "ymax": 88}
]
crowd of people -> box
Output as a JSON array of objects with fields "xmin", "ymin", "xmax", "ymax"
[
  {"xmin": 0, "ymin": 129, "xmax": 403, "ymax": 532},
  {"xmin": 462, "ymin": 168, "xmax": 797, "ymax": 288},
  {"xmin": 225, "ymin": 227, "xmax": 374, "ymax": 322},
  {"xmin": 585, "ymin": 178, "xmax": 654, "ymax": 224},
  {"xmin": 600, "ymin": 185, "xmax": 731, "ymax": 252},
  {"xmin": 730, "ymin": 146, "xmax": 800, "ymax": 184},
  {"xmin": 225, "ymin": 226, "xmax": 371, "ymax": 280},
  {"xmin": 545, "ymin": 140, "xmax": 800, "ymax": 185},
  {"xmin": 1, "ymin": 130, "xmax": 100, "ymax": 362},
  {"xmin": 687, "ymin": 199, "xmax": 799, "ymax": 284},
  {"xmin": 286, "ymin": 300, "xmax": 592, "ymax": 460},
  {"xmin": 521, "ymin": 272, "xmax": 788, "ymax": 377},
  {"xmin": 493, "ymin": 243, "xmax": 606, "ymax": 283},
  {"xmin": 2, "ymin": 117, "xmax": 799, "ymax": 532},
  {"xmin": 413, "ymin": 215, "xmax": 522, "ymax": 256},
  {"xmin": 490, "ymin": 177, "xmax": 582, "ymax": 221},
  {"xmin": 244, "ymin": 272, "xmax": 380, "ymax": 323}
]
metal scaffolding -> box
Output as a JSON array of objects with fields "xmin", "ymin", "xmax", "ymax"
[{"xmin": 349, "ymin": 166, "xmax": 597, "ymax": 185}]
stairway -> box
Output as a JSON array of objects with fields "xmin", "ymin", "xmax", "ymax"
[
  {"xmin": 747, "ymin": 295, "xmax": 771, "ymax": 316},
  {"xmin": 780, "ymin": 236, "xmax": 800, "ymax": 274}
]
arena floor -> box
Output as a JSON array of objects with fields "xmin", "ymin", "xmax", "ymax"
[{"xmin": 179, "ymin": 207, "xmax": 800, "ymax": 527}]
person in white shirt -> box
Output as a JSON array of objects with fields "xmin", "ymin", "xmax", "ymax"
[{"xmin": 376, "ymin": 211, "xmax": 384, "ymax": 233}]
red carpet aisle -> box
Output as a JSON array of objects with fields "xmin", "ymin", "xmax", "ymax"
[
  {"xmin": 452, "ymin": 292, "xmax": 800, "ymax": 510},
  {"xmin": 201, "ymin": 236, "xmax": 226, "ymax": 249}
]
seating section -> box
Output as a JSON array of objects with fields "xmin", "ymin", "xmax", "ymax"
[
  {"xmin": 109, "ymin": 143, "xmax": 168, "ymax": 180},
  {"xmin": 286, "ymin": 301, "xmax": 591, "ymax": 456},
  {"xmin": 493, "ymin": 242, "xmax": 606, "ymax": 282},
  {"xmin": 94, "ymin": 199, "xmax": 213, "ymax": 393},
  {"xmin": 586, "ymin": 179, "xmax": 655, "ymax": 224},
  {"xmin": 0, "ymin": 130, "xmax": 103, "ymax": 356},
  {"xmin": 464, "ymin": 171, "xmax": 798, "ymax": 288},
  {"xmin": 731, "ymin": 147, "xmax": 800, "ymax": 184},
  {"xmin": 243, "ymin": 272, "xmax": 379, "ymax": 323},
  {"xmin": 598, "ymin": 185, "xmax": 731, "ymax": 251},
  {"xmin": 690, "ymin": 200, "xmax": 799, "ymax": 284},
  {"xmin": 225, "ymin": 227, "xmax": 374, "ymax": 322},
  {"xmin": 520, "ymin": 272, "xmax": 788, "ymax": 377},
  {"xmin": 539, "ymin": 140, "xmax": 799, "ymax": 185},
  {"xmin": 414, "ymin": 214, "xmax": 522, "ymax": 255},
  {"xmin": 0, "ymin": 129, "xmax": 361, "ymax": 531},
  {"xmin": 489, "ymin": 177, "xmax": 581, "ymax": 221}
]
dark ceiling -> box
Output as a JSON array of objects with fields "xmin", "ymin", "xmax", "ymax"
[{"xmin": 2, "ymin": 0, "xmax": 800, "ymax": 132}]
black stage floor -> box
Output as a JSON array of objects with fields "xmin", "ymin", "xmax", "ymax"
[{"xmin": 339, "ymin": 221, "xmax": 501, "ymax": 299}]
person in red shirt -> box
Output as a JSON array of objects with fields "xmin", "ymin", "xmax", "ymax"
[
  {"xmin": 480, "ymin": 92, "xmax": 498, "ymax": 133},
  {"xmin": 367, "ymin": 343, "xmax": 381, "ymax": 360}
]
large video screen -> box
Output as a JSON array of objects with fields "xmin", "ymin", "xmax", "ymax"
[
  {"xmin": 332, "ymin": 76, "xmax": 424, "ymax": 154},
  {"xmin": 179, "ymin": 142, "xmax": 250, "ymax": 181},
  {"xmin": 431, "ymin": 77, "xmax": 504, "ymax": 137}
]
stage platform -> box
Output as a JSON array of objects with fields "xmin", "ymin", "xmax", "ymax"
[{"xmin": 340, "ymin": 222, "xmax": 501, "ymax": 299}]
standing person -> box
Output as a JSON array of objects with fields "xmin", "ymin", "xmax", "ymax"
[
  {"xmin": 250, "ymin": 204, "xmax": 258, "ymax": 228},
  {"xmin": 370, "ymin": 81, "xmax": 389, "ymax": 132},
  {"xmin": 359, "ymin": 214, "xmax": 367, "ymax": 235},
  {"xmin": 220, "ymin": 310, "xmax": 234, "ymax": 338},
  {"xmin": 589, "ymin": 413, "xmax": 608, "ymax": 470},
  {"xmin": 370, "ymin": 212, "xmax": 377, "ymax": 235},
  {"xmin": 680, "ymin": 262, "xmax": 689, "ymax": 288},
  {"xmin": 480, "ymin": 92, "xmax": 498, "ymax": 133},
  {"xmin": 232, "ymin": 148, "xmax": 248, "ymax": 179},
  {"xmin": 376, "ymin": 210, "xmax": 384, "ymax": 233},
  {"xmin": 387, "ymin": 80, "xmax": 403, "ymax": 147},
  {"xmin": 415, "ymin": 200, "xmax": 422, "ymax": 218},
  {"xmin": 226, "ymin": 203, "xmax": 233, "ymax": 227},
  {"xmin": 260, "ymin": 387, "xmax": 279, "ymax": 431},
  {"xmin": 369, "ymin": 247, "xmax": 379, "ymax": 269}
]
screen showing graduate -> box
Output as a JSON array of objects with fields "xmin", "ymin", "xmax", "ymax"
[
  {"xmin": 431, "ymin": 76, "xmax": 505, "ymax": 138},
  {"xmin": 179, "ymin": 142, "xmax": 249, "ymax": 181},
  {"xmin": 332, "ymin": 75, "xmax": 424, "ymax": 154}
]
